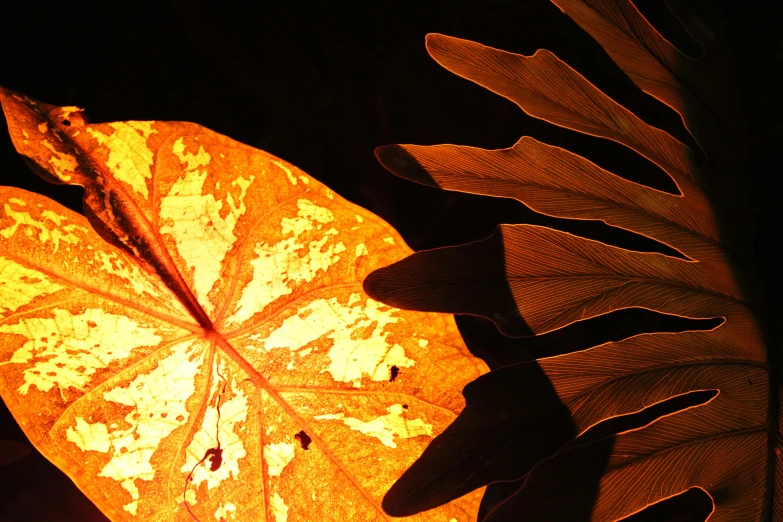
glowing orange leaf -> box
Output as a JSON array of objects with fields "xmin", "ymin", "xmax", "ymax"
[
  {"xmin": 0, "ymin": 88, "xmax": 487, "ymax": 521},
  {"xmin": 364, "ymin": 1, "xmax": 773, "ymax": 520}
]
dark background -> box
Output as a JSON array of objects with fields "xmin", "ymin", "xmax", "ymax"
[{"xmin": 0, "ymin": 1, "xmax": 779, "ymax": 520}]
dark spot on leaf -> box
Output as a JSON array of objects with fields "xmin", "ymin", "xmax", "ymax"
[
  {"xmin": 295, "ymin": 430, "xmax": 312, "ymax": 450},
  {"xmin": 205, "ymin": 447, "xmax": 223, "ymax": 471},
  {"xmin": 61, "ymin": 119, "xmax": 71, "ymax": 126},
  {"xmin": 402, "ymin": 404, "xmax": 408, "ymax": 410},
  {"xmin": 748, "ymin": 379, "xmax": 753, "ymax": 385},
  {"xmin": 87, "ymin": 320, "xmax": 97, "ymax": 328},
  {"xmin": 390, "ymin": 365, "xmax": 399, "ymax": 382},
  {"xmin": 176, "ymin": 415, "xmax": 185, "ymax": 422}
]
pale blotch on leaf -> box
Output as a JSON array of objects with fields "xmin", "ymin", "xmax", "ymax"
[
  {"xmin": 181, "ymin": 362, "xmax": 249, "ymax": 492},
  {"xmin": 40, "ymin": 139, "xmax": 77, "ymax": 181},
  {"xmin": 94, "ymin": 250, "xmax": 172, "ymax": 303},
  {"xmin": 67, "ymin": 417, "xmax": 111, "ymax": 452},
  {"xmin": 214, "ymin": 502, "xmax": 237, "ymax": 521},
  {"xmin": 172, "ymin": 137, "xmax": 210, "ymax": 171},
  {"xmin": 270, "ymin": 493, "xmax": 289, "ymax": 522},
  {"xmin": 262, "ymin": 294, "xmax": 414, "ymax": 387},
  {"xmin": 86, "ymin": 122, "xmax": 157, "ymax": 198},
  {"xmin": 57, "ymin": 106, "xmax": 84, "ymax": 122},
  {"xmin": 263, "ymin": 441, "xmax": 295, "ymax": 477},
  {"xmin": 280, "ymin": 200, "xmax": 335, "ymax": 237},
  {"xmin": 228, "ymin": 199, "xmax": 345, "ymax": 326},
  {"xmin": 160, "ymin": 138, "xmax": 253, "ymax": 316},
  {"xmin": 1, "ymin": 308, "xmax": 162, "ymax": 397},
  {"xmin": 1, "ymin": 202, "xmax": 88, "ymax": 253},
  {"xmin": 0, "ymin": 256, "xmax": 64, "ymax": 317},
  {"xmin": 314, "ymin": 404, "xmax": 433, "ymax": 448},
  {"xmin": 354, "ymin": 243, "xmax": 368, "ymax": 258},
  {"xmin": 65, "ymin": 340, "xmax": 205, "ymax": 516},
  {"xmin": 273, "ymin": 160, "xmax": 298, "ymax": 186}
]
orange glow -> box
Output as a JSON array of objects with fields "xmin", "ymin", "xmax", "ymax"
[
  {"xmin": 365, "ymin": 6, "xmax": 769, "ymax": 521},
  {"xmin": 0, "ymin": 87, "xmax": 487, "ymax": 521}
]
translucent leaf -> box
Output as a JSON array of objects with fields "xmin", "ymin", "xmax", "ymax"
[
  {"xmin": 0, "ymin": 88, "xmax": 487, "ymax": 521},
  {"xmin": 364, "ymin": 2, "xmax": 771, "ymax": 520}
]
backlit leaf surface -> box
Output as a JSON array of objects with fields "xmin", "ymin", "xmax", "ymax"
[
  {"xmin": 0, "ymin": 88, "xmax": 487, "ymax": 521},
  {"xmin": 364, "ymin": 1, "xmax": 772, "ymax": 520}
]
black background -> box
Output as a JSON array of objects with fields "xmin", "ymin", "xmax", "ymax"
[{"xmin": 0, "ymin": 1, "xmax": 779, "ymax": 520}]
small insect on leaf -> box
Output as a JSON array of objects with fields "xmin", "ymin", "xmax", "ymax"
[{"xmin": 0, "ymin": 87, "xmax": 487, "ymax": 521}]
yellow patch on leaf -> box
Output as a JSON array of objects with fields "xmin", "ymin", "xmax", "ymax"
[
  {"xmin": 159, "ymin": 138, "xmax": 253, "ymax": 315},
  {"xmin": 0, "ymin": 255, "xmax": 64, "ymax": 317},
  {"xmin": 0, "ymin": 89, "xmax": 487, "ymax": 522},
  {"xmin": 314, "ymin": 403, "xmax": 433, "ymax": 448},
  {"xmin": 1, "ymin": 307, "xmax": 163, "ymax": 396},
  {"xmin": 66, "ymin": 339, "xmax": 205, "ymax": 516},
  {"xmin": 1, "ymin": 200, "xmax": 87, "ymax": 253},
  {"xmin": 87, "ymin": 122, "xmax": 157, "ymax": 197}
]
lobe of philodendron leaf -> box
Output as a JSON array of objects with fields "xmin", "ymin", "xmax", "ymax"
[
  {"xmin": 364, "ymin": 1, "xmax": 774, "ymax": 520},
  {"xmin": 0, "ymin": 87, "xmax": 488, "ymax": 522}
]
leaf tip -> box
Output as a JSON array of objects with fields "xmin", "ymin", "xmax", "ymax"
[
  {"xmin": 381, "ymin": 484, "xmax": 417, "ymax": 517},
  {"xmin": 362, "ymin": 266, "xmax": 388, "ymax": 302},
  {"xmin": 374, "ymin": 145, "xmax": 439, "ymax": 188},
  {"xmin": 424, "ymin": 32, "xmax": 461, "ymax": 60}
]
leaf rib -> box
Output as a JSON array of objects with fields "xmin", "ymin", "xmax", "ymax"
[
  {"xmin": 221, "ymin": 283, "xmax": 363, "ymax": 340},
  {"xmin": 212, "ymin": 193, "xmax": 302, "ymax": 327},
  {"xmin": 2, "ymin": 93, "xmax": 213, "ymax": 330},
  {"xmin": 50, "ymin": 334, "xmax": 200, "ymax": 437},
  {"xmin": 0, "ymin": 246, "xmax": 201, "ymax": 333},
  {"xmin": 212, "ymin": 335, "xmax": 396, "ymax": 521},
  {"xmin": 275, "ymin": 386, "xmax": 457, "ymax": 417},
  {"xmin": 165, "ymin": 342, "xmax": 216, "ymax": 520}
]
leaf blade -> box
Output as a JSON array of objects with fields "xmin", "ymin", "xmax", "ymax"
[
  {"xmin": 366, "ymin": 4, "xmax": 770, "ymax": 519},
  {"xmin": 0, "ymin": 91, "xmax": 488, "ymax": 521}
]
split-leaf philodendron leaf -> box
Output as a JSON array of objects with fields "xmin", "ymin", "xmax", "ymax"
[
  {"xmin": 365, "ymin": 1, "xmax": 773, "ymax": 520},
  {"xmin": 0, "ymin": 88, "xmax": 487, "ymax": 521}
]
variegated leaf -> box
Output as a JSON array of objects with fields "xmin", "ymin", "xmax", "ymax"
[{"xmin": 0, "ymin": 88, "xmax": 487, "ymax": 522}]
